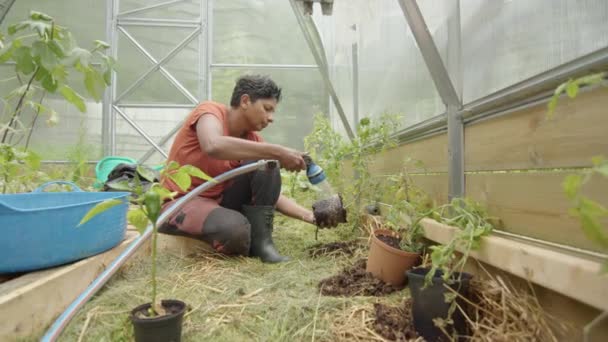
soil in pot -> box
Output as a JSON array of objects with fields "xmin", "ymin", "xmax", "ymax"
[
  {"xmin": 318, "ymin": 259, "xmax": 404, "ymax": 296},
  {"xmin": 307, "ymin": 240, "xmax": 361, "ymax": 258},
  {"xmin": 366, "ymin": 229, "xmax": 421, "ymax": 286},
  {"xmin": 131, "ymin": 299, "xmax": 186, "ymax": 342},
  {"xmin": 407, "ymin": 267, "xmax": 472, "ymax": 342},
  {"xmin": 372, "ymin": 298, "xmax": 420, "ymax": 342},
  {"xmin": 376, "ymin": 235, "xmax": 401, "ymax": 250}
]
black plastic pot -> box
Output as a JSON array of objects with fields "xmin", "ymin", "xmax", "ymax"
[
  {"xmin": 406, "ymin": 267, "xmax": 473, "ymax": 341},
  {"xmin": 130, "ymin": 299, "xmax": 186, "ymax": 342}
]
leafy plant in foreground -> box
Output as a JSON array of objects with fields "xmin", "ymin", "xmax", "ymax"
[
  {"xmin": 0, "ymin": 11, "xmax": 114, "ymax": 192},
  {"xmin": 424, "ymin": 198, "xmax": 494, "ymax": 285},
  {"xmin": 547, "ymin": 71, "xmax": 608, "ymax": 271},
  {"xmin": 80, "ymin": 162, "xmax": 213, "ymax": 316}
]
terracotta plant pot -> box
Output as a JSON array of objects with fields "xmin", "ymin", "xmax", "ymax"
[{"xmin": 366, "ymin": 229, "xmax": 421, "ymax": 286}]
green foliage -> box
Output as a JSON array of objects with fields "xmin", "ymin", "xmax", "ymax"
[
  {"xmin": 424, "ymin": 198, "xmax": 494, "ymax": 285},
  {"xmin": 0, "ymin": 11, "xmax": 115, "ymax": 146},
  {"xmin": 549, "ymin": 73, "xmax": 608, "ymax": 272},
  {"xmin": 81, "ymin": 163, "xmax": 212, "ymax": 315},
  {"xmin": 0, "ymin": 143, "xmax": 43, "ymax": 193},
  {"xmin": 562, "ymin": 158, "xmax": 608, "ymax": 251},
  {"xmin": 304, "ymin": 113, "xmax": 401, "ymax": 231},
  {"xmin": 547, "ymin": 72, "xmax": 605, "ymax": 117},
  {"xmin": 383, "ymin": 163, "xmax": 434, "ymax": 253}
]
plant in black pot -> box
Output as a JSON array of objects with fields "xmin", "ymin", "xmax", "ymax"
[
  {"xmin": 81, "ymin": 162, "xmax": 212, "ymax": 342},
  {"xmin": 365, "ymin": 169, "xmax": 431, "ymax": 286},
  {"xmin": 406, "ymin": 198, "xmax": 494, "ymax": 341}
]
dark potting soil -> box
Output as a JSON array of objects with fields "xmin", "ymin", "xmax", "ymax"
[
  {"xmin": 318, "ymin": 259, "xmax": 404, "ymax": 296},
  {"xmin": 134, "ymin": 302, "xmax": 184, "ymax": 320},
  {"xmin": 307, "ymin": 240, "xmax": 361, "ymax": 258},
  {"xmin": 372, "ymin": 298, "xmax": 420, "ymax": 342},
  {"xmin": 377, "ymin": 234, "xmax": 402, "ymax": 250}
]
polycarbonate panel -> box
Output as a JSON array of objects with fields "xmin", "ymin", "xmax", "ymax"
[
  {"xmin": 1, "ymin": 0, "xmax": 105, "ymax": 53},
  {"xmin": 115, "ymin": 107, "xmax": 191, "ymax": 165},
  {"xmin": 313, "ymin": 0, "xmax": 445, "ymax": 132},
  {"xmin": 213, "ymin": 0, "xmax": 315, "ymax": 65},
  {"xmin": 461, "ymin": 0, "xmax": 608, "ymax": 103},
  {"xmin": 120, "ymin": 0, "xmax": 200, "ymax": 20},
  {"xmin": 212, "ymin": 69, "xmax": 328, "ymax": 150}
]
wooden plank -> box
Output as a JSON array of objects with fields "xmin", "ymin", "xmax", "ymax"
[
  {"xmin": 466, "ymin": 172, "xmax": 608, "ymax": 252},
  {"xmin": 421, "ymin": 218, "xmax": 608, "ymax": 312},
  {"xmin": 369, "ymin": 134, "xmax": 448, "ymax": 174},
  {"xmin": 0, "ymin": 231, "xmax": 139, "ymax": 341},
  {"xmin": 465, "ymin": 87, "xmax": 608, "ymax": 171}
]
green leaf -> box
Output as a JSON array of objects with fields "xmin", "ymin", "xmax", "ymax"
[
  {"xmin": 155, "ymin": 187, "xmax": 177, "ymax": 201},
  {"xmin": 169, "ymin": 171, "xmax": 191, "ymax": 192},
  {"xmin": 562, "ymin": 174, "xmax": 582, "ymax": 200},
  {"xmin": 94, "ymin": 40, "xmax": 110, "ymax": 50},
  {"xmin": 180, "ymin": 164, "xmax": 215, "ymax": 182},
  {"xmin": 0, "ymin": 40, "xmax": 19, "ymax": 63},
  {"xmin": 547, "ymin": 97, "xmax": 558, "ymax": 117},
  {"xmin": 578, "ymin": 198, "xmax": 608, "ymax": 249},
  {"xmin": 24, "ymin": 151, "xmax": 41, "ymax": 169},
  {"xmin": 30, "ymin": 11, "xmax": 53, "ymax": 21},
  {"xmin": 79, "ymin": 199, "xmax": 123, "ymax": 226},
  {"xmin": 136, "ymin": 165, "xmax": 157, "ymax": 183},
  {"xmin": 577, "ymin": 73, "xmax": 604, "ymax": 87},
  {"xmin": 566, "ymin": 81, "xmax": 579, "ymax": 99},
  {"xmin": 47, "ymin": 40, "xmax": 65, "ymax": 58},
  {"xmin": 13, "ymin": 46, "xmax": 35, "ymax": 74},
  {"xmin": 59, "ymin": 85, "xmax": 86, "ymax": 112},
  {"xmin": 128, "ymin": 209, "xmax": 150, "ymax": 233},
  {"xmin": 38, "ymin": 68, "xmax": 58, "ymax": 92},
  {"xmin": 66, "ymin": 47, "xmax": 91, "ymax": 69},
  {"xmin": 32, "ymin": 41, "xmax": 58, "ymax": 71},
  {"xmin": 84, "ymin": 67, "xmax": 105, "ymax": 101}
]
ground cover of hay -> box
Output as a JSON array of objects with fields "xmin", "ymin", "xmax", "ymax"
[{"xmin": 55, "ymin": 216, "xmax": 406, "ymax": 342}]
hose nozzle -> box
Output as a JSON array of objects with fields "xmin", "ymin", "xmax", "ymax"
[{"xmin": 302, "ymin": 155, "xmax": 326, "ymax": 185}]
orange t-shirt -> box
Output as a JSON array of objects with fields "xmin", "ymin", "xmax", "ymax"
[{"xmin": 163, "ymin": 101, "xmax": 262, "ymax": 200}]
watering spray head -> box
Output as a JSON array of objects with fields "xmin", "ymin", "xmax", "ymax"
[{"xmin": 302, "ymin": 155, "xmax": 326, "ymax": 185}]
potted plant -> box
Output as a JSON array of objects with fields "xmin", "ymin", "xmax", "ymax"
[
  {"xmin": 365, "ymin": 169, "xmax": 431, "ymax": 286},
  {"xmin": 406, "ymin": 198, "xmax": 493, "ymax": 341},
  {"xmin": 81, "ymin": 162, "xmax": 212, "ymax": 342}
]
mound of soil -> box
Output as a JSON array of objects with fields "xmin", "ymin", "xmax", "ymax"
[
  {"xmin": 307, "ymin": 240, "xmax": 361, "ymax": 258},
  {"xmin": 373, "ymin": 298, "xmax": 420, "ymax": 341},
  {"xmin": 318, "ymin": 259, "xmax": 404, "ymax": 296}
]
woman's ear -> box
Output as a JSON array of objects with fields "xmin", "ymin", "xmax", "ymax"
[{"xmin": 240, "ymin": 94, "xmax": 251, "ymax": 109}]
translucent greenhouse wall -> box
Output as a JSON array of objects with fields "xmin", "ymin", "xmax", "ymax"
[
  {"xmin": 314, "ymin": 0, "xmax": 445, "ymax": 132},
  {"xmin": 1, "ymin": 0, "xmax": 608, "ymax": 160}
]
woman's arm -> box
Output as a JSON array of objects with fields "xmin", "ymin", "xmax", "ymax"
[{"xmin": 275, "ymin": 194, "xmax": 315, "ymax": 224}]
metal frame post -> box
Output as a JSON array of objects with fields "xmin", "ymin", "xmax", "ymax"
[
  {"xmin": 398, "ymin": 0, "xmax": 463, "ymax": 200},
  {"xmin": 352, "ymin": 24, "xmax": 359, "ymax": 127},
  {"xmin": 102, "ymin": 0, "xmax": 119, "ymax": 156}
]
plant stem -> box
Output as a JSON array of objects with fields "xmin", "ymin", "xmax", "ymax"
[
  {"xmin": 151, "ymin": 220, "xmax": 158, "ymax": 314},
  {"xmin": 1, "ymin": 67, "xmax": 39, "ymax": 144},
  {"xmin": 24, "ymin": 91, "xmax": 47, "ymax": 150}
]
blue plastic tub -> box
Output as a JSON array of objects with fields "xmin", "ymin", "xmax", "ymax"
[{"xmin": 0, "ymin": 181, "xmax": 130, "ymax": 273}]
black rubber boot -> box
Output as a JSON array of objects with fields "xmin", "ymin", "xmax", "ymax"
[{"xmin": 242, "ymin": 205, "xmax": 289, "ymax": 263}]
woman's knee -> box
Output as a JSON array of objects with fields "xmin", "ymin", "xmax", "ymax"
[{"xmin": 203, "ymin": 208, "xmax": 251, "ymax": 256}]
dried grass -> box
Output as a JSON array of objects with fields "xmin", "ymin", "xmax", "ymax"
[{"xmin": 447, "ymin": 263, "xmax": 573, "ymax": 342}]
